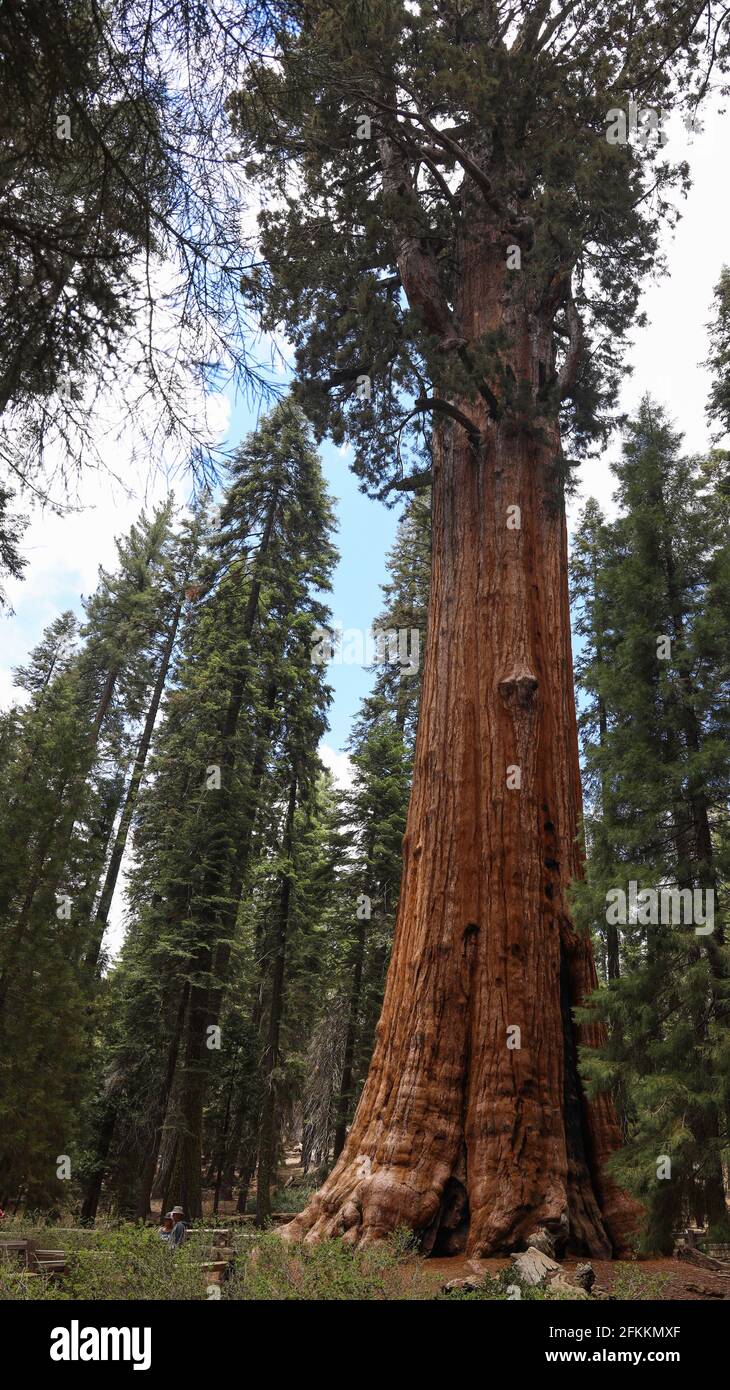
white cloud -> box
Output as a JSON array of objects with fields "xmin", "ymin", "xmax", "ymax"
[
  {"xmin": 319, "ymin": 741, "xmax": 354, "ymax": 789},
  {"xmin": 569, "ymin": 100, "xmax": 730, "ymax": 534}
]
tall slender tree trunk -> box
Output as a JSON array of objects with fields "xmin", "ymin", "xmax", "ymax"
[
  {"xmin": 80, "ymin": 1101, "xmax": 117, "ymax": 1222},
  {"xmin": 236, "ymin": 1139, "xmax": 258, "ymax": 1215},
  {"xmin": 91, "ymin": 666, "xmax": 118, "ymax": 740},
  {"xmin": 597, "ymin": 695, "xmax": 621, "ymax": 985},
  {"xmin": 136, "ymin": 980, "xmax": 190, "ymax": 1218},
  {"xmin": 662, "ymin": 524, "xmax": 730, "ymax": 1152},
  {"xmin": 286, "ymin": 245, "xmax": 638, "ymax": 1256},
  {"xmin": 256, "ymin": 776, "xmax": 297, "ymax": 1226},
  {"xmin": 231, "ymin": 927, "xmax": 270, "ymax": 1214},
  {"xmin": 0, "ymin": 665, "xmax": 121, "ymax": 989},
  {"xmin": 86, "ymin": 599, "xmax": 183, "ymax": 970},
  {"xmin": 167, "ymin": 676, "xmax": 279, "ymax": 1217},
  {"xmin": 212, "ymin": 1052, "xmax": 238, "ymax": 1214},
  {"xmin": 218, "ymin": 1131, "xmax": 242, "ymax": 1204},
  {"xmin": 0, "ymin": 774, "xmax": 71, "ymax": 1020},
  {"xmin": 163, "ymin": 496, "xmax": 280, "ymax": 1220},
  {"xmin": 333, "ymin": 917, "xmax": 367, "ymax": 1162}
]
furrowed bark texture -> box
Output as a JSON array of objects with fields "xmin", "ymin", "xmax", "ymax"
[{"xmin": 285, "ymin": 241, "xmax": 639, "ymax": 1258}]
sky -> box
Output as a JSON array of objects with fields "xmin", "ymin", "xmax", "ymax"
[
  {"xmin": 569, "ymin": 103, "xmax": 730, "ymax": 517},
  {"xmin": 1, "ymin": 101, "xmax": 728, "ymax": 780}
]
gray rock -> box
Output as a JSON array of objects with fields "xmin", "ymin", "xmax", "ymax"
[
  {"xmin": 511, "ymin": 1247, "xmax": 561, "ymax": 1286},
  {"xmin": 442, "ymin": 1276, "xmax": 482, "ymax": 1293},
  {"xmin": 573, "ymin": 1262, "xmax": 596, "ymax": 1292},
  {"xmin": 527, "ymin": 1227, "xmax": 557, "ymax": 1258}
]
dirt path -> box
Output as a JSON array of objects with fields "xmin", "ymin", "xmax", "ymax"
[{"xmin": 423, "ymin": 1254, "xmax": 730, "ymax": 1300}]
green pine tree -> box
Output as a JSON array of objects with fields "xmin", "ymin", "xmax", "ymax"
[
  {"xmin": 572, "ymin": 399, "xmax": 730, "ymax": 1251},
  {"xmin": 97, "ymin": 400, "xmax": 337, "ymax": 1219}
]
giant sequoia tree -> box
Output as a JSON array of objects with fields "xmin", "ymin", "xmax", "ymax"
[{"xmin": 231, "ymin": 1, "xmax": 729, "ymax": 1255}]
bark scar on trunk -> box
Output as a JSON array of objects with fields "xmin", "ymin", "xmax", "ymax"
[{"xmin": 498, "ymin": 667, "xmax": 539, "ymax": 707}]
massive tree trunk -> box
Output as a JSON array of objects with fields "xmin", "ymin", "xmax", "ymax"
[{"xmin": 285, "ymin": 242, "xmax": 639, "ymax": 1258}]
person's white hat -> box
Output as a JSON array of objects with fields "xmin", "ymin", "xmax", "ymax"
[{"xmin": 164, "ymin": 1212, "xmax": 174, "ymax": 1220}]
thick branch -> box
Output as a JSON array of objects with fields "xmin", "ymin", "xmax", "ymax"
[
  {"xmin": 388, "ymin": 468, "xmax": 433, "ymax": 493},
  {"xmin": 377, "ymin": 132, "xmax": 465, "ymax": 354},
  {"xmin": 374, "ymin": 87, "xmax": 497, "ymax": 205},
  {"xmin": 413, "ymin": 395, "xmax": 482, "ymax": 445},
  {"xmin": 557, "ymin": 294, "xmax": 584, "ymax": 400},
  {"xmin": 316, "ymin": 364, "xmax": 370, "ymax": 390}
]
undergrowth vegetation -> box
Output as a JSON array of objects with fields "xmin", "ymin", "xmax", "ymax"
[{"xmin": 0, "ymin": 1223, "xmax": 678, "ymax": 1302}]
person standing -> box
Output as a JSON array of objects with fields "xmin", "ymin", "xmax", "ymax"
[
  {"xmin": 158, "ymin": 1214, "xmax": 174, "ymax": 1243},
  {"xmin": 169, "ymin": 1206, "xmax": 187, "ymax": 1247}
]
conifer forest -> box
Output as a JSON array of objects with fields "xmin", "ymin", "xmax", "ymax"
[{"xmin": 2, "ymin": 0, "xmax": 730, "ymax": 1335}]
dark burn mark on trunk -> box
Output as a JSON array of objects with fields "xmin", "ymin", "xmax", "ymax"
[
  {"xmin": 430, "ymin": 1177, "xmax": 470, "ymax": 1254},
  {"xmin": 498, "ymin": 670, "xmax": 539, "ymax": 708},
  {"xmin": 423, "ymin": 1140, "xmax": 470, "ymax": 1256},
  {"xmin": 559, "ymin": 943, "xmax": 606, "ymax": 1254}
]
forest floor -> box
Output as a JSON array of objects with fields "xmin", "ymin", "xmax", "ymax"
[
  {"xmin": 254, "ymin": 1156, "xmax": 730, "ymax": 1300},
  {"xmin": 3, "ymin": 1157, "xmax": 728, "ymax": 1300},
  {"xmin": 423, "ymin": 1254, "xmax": 729, "ymax": 1301},
  {"xmin": 1, "ymin": 1220, "xmax": 728, "ymax": 1300}
]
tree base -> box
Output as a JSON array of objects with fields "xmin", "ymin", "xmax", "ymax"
[{"xmin": 281, "ymin": 1147, "xmax": 640, "ymax": 1259}]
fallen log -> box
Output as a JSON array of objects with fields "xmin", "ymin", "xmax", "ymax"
[{"xmin": 674, "ymin": 1246, "xmax": 730, "ymax": 1273}]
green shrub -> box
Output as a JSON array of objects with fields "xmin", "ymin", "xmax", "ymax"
[
  {"xmin": 263, "ymin": 1181, "xmax": 319, "ymax": 1215},
  {"xmin": 0, "ymin": 1225, "xmax": 207, "ymax": 1301},
  {"xmin": 437, "ymin": 1267, "xmax": 552, "ymax": 1301},
  {"xmin": 611, "ymin": 1263, "xmax": 670, "ymax": 1300},
  {"xmin": 0, "ymin": 1264, "xmax": 69, "ymax": 1300},
  {"xmin": 222, "ymin": 1231, "xmax": 432, "ymax": 1301}
]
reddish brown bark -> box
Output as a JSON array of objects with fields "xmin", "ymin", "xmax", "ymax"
[{"xmin": 285, "ymin": 239, "xmax": 639, "ymax": 1258}]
